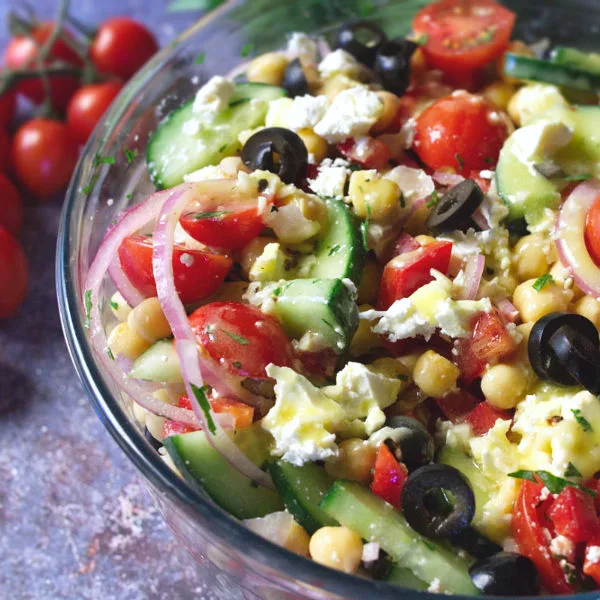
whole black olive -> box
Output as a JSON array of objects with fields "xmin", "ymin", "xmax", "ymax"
[
  {"xmin": 426, "ymin": 179, "xmax": 484, "ymax": 235},
  {"xmin": 450, "ymin": 527, "xmax": 502, "ymax": 559},
  {"xmin": 528, "ymin": 312, "xmax": 599, "ymax": 386},
  {"xmin": 241, "ymin": 127, "xmax": 308, "ymax": 184},
  {"xmin": 374, "ymin": 39, "xmax": 418, "ymax": 96},
  {"xmin": 549, "ymin": 324, "xmax": 600, "ymax": 394},
  {"xmin": 385, "ymin": 416, "xmax": 434, "ymax": 472},
  {"xmin": 282, "ymin": 58, "xmax": 309, "ymax": 98},
  {"xmin": 469, "ymin": 552, "xmax": 540, "ymax": 596},
  {"xmin": 401, "ymin": 464, "xmax": 475, "ymax": 539},
  {"xmin": 144, "ymin": 426, "xmax": 162, "ymax": 451},
  {"xmin": 337, "ymin": 20, "xmax": 387, "ymax": 67}
]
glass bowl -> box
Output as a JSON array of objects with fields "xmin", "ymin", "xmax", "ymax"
[{"xmin": 57, "ymin": 1, "xmax": 600, "ymax": 598}]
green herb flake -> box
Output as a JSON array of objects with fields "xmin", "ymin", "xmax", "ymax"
[
  {"xmin": 221, "ymin": 329, "xmax": 250, "ymax": 345},
  {"xmin": 273, "ymin": 287, "xmax": 282, "ymax": 297},
  {"xmin": 192, "ymin": 210, "xmax": 232, "ymax": 220},
  {"xmin": 124, "ymin": 148, "xmax": 139, "ymax": 163},
  {"xmin": 565, "ymin": 462, "xmax": 582, "ymax": 478},
  {"xmin": 109, "ymin": 299, "xmax": 119, "ymax": 311},
  {"xmin": 241, "ymin": 43, "xmax": 254, "ymax": 57},
  {"xmin": 328, "ymin": 244, "xmax": 341, "ymax": 257},
  {"xmin": 125, "ymin": 193, "xmax": 133, "ymax": 200},
  {"xmin": 484, "ymin": 157, "xmax": 494, "ymax": 164},
  {"xmin": 399, "ymin": 193, "xmax": 406, "ymax": 208},
  {"xmin": 508, "ymin": 469, "xmax": 597, "ymax": 497},
  {"xmin": 424, "ymin": 540, "xmax": 435, "ymax": 551},
  {"xmin": 195, "ymin": 51, "xmax": 206, "ymax": 65},
  {"xmin": 82, "ymin": 175, "xmax": 98, "ymax": 195},
  {"xmin": 572, "ymin": 408, "xmax": 593, "ymax": 432},
  {"xmin": 415, "ymin": 33, "xmax": 428, "ymax": 46},
  {"xmin": 106, "ymin": 347, "xmax": 115, "ymax": 361},
  {"xmin": 564, "ymin": 173, "xmax": 593, "ymax": 181},
  {"xmin": 94, "ymin": 154, "xmax": 116, "ymax": 167},
  {"xmin": 396, "ymin": 374, "xmax": 408, "ymax": 381},
  {"xmin": 533, "ymin": 273, "xmax": 554, "ymax": 292},
  {"xmin": 321, "ymin": 318, "xmax": 335, "ymax": 331},
  {"xmin": 190, "ymin": 383, "xmax": 216, "ymax": 434},
  {"xmin": 84, "ymin": 290, "xmax": 92, "ymax": 329},
  {"xmin": 427, "ymin": 190, "xmax": 440, "ymax": 208},
  {"xmin": 455, "ymin": 153, "xmax": 464, "ymax": 170},
  {"xmin": 232, "ymin": 360, "xmax": 242, "ymax": 369}
]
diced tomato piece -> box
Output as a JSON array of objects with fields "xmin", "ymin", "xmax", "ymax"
[
  {"xmin": 548, "ymin": 487, "xmax": 600, "ymax": 544},
  {"xmin": 465, "ymin": 401, "xmax": 512, "ymax": 435},
  {"xmin": 337, "ymin": 137, "xmax": 391, "ymax": 170},
  {"xmin": 162, "ymin": 419, "xmax": 196, "ymax": 438},
  {"xmin": 378, "ymin": 240, "xmax": 453, "ymax": 309},
  {"xmin": 435, "ymin": 389, "xmax": 480, "ymax": 422},
  {"xmin": 371, "ymin": 443, "xmax": 408, "ymax": 510},
  {"xmin": 583, "ymin": 542, "xmax": 600, "ymax": 585},
  {"xmin": 584, "ymin": 477, "xmax": 600, "ymax": 514},
  {"xmin": 389, "ymin": 94, "xmax": 418, "ymax": 132}
]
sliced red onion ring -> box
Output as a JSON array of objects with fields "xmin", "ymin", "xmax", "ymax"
[
  {"xmin": 555, "ymin": 179, "xmax": 600, "ymax": 299},
  {"xmin": 471, "ymin": 208, "xmax": 490, "ymax": 230},
  {"xmin": 398, "ymin": 197, "xmax": 426, "ymax": 228},
  {"xmin": 152, "ymin": 182, "xmax": 275, "ymax": 489},
  {"xmin": 497, "ymin": 298, "xmax": 519, "ymax": 322},
  {"xmin": 108, "ymin": 254, "xmax": 145, "ymax": 308},
  {"xmin": 392, "ymin": 232, "xmax": 420, "ymax": 257},
  {"xmin": 460, "ymin": 254, "xmax": 485, "ymax": 300},
  {"xmin": 433, "ymin": 171, "xmax": 465, "ymax": 187}
]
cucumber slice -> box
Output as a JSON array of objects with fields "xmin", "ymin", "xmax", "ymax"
[
  {"xmin": 320, "ymin": 481, "xmax": 478, "ymax": 596},
  {"xmin": 147, "ymin": 83, "xmax": 286, "ymax": 189},
  {"xmin": 267, "ymin": 278, "xmax": 358, "ymax": 353},
  {"xmin": 503, "ymin": 53, "xmax": 600, "ymax": 92},
  {"xmin": 551, "ymin": 46, "xmax": 600, "ymax": 76},
  {"xmin": 386, "ymin": 566, "xmax": 428, "ymax": 591},
  {"xmin": 129, "ymin": 339, "xmax": 182, "ymax": 383},
  {"xmin": 164, "ymin": 430, "xmax": 283, "ymax": 519},
  {"xmin": 268, "ymin": 461, "xmax": 336, "ymax": 534}
]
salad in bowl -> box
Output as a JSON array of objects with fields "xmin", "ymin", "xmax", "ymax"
[{"xmin": 81, "ymin": 0, "xmax": 600, "ymax": 595}]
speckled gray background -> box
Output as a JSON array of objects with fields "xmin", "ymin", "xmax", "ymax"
[{"xmin": 0, "ymin": 1, "xmax": 244, "ymax": 598}]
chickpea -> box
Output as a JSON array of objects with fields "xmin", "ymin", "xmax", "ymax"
[
  {"xmin": 513, "ymin": 278, "xmax": 572, "ymax": 323},
  {"xmin": 513, "ymin": 233, "xmax": 553, "ymax": 282},
  {"xmin": 573, "ymin": 295, "xmax": 600, "ymax": 329},
  {"xmin": 127, "ymin": 297, "xmax": 171, "ymax": 342},
  {"xmin": 358, "ymin": 259, "xmax": 382, "ymax": 305},
  {"xmin": 371, "ymin": 91, "xmax": 401, "ymax": 135},
  {"xmin": 325, "ymin": 439, "xmax": 377, "ymax": 484},
  {"xmin": 348, "ymin": 170, "xmax": 401, "ymax": 221},
  {"xmin": 481, "ymin": 363, "xmax": 528, "ymax": 409},
  {"xmin": 309, "ymin": 526, "xmax": 363, "ymax": 574},
  {"xmin": 413, "ymin": 350, "xmax": 459, "ymax": 398},
  {"xmin": 482, "ymin": 81, "xmax": 517, "ymax": 111},
  {"xmin": 246, "ymin": 52, "xmax": 288, "ymax": 86},
  {"xmin": 107, "ymin": 322, "xmax": 152, "ymax": 361},
  {"xmin": 297, "ymin": 128, "xmax": 329, "ymax": 164}
]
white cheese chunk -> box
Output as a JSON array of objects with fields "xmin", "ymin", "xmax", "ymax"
[
  {"xmin": 192, "ymin": 75, "xmax": 235, "ymax": 121},
  {"xmin": 318, "ymin": 49, "xmax": 360, "ymax": 79},
  {"xmin": 307, "ymin": 158, "xmax": 351, "ymax": 198},
  {"xmin": 512, "ymin": 120, "xmax": 573, "ymax": 161},
  {"xmin": 383, "ymin": 165, "xmax": 435, "ymax": 202},
  {"xmin": 286, "ymin": 32, "xmax": 318, "ymax": 63}
]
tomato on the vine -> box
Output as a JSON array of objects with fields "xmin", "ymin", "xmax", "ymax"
[
  {"xmin": 66, "ymin": 81, "xmax": 123, "ymax": 144},
  {"xmin": 0, "ymin": 226, "xmax": 28, "ymax": 318},
  {"xmin": 12, "ymin": 119, "xmax": 79, "ymax": 201},
  {"xmin": 0, "ymin": 174, "xmax": 23, "ymax": 234},
  {"xmin": 3, "ymin": 22, "xmax": 83, "ymax": 109},
  {"xmin": 91, "ymin": 18, "xmax": 158, "ymax": 80}
]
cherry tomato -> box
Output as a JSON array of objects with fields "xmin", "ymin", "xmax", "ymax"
[
  {"xmin": 189, "ymin": 302, "xmax": 294, "ymax": 379},
  {"xmin": 585, "ymin": 195, "xmax": 600, "ymax": 267},
  {"xmin": 3, "ymin": 22, "xmax": 82, "ymax": 109},
  {"xmin": 91, "ymin": 18, "xmax": 158, "ymax": 80},
  {"xmin": 0, "ymin": 128, "xmax": 11, "ymax": 173},
  {"xmin": 0, "ymin": 226, "xmax": 28, "ymax": 318},
  {"xmin": 371, "ymin": 443, "xmax": 408, "ymax": 510},
  {"xmin": 118, "ymin": 233, "xmax": 232, "ymax": 304},
  {"xmin": 547, "ymin": 487, "xmax": 599, "ymax": 543},
  {"xmin": 66, "ymin": 81, "xmax": 123, "ymax": 144},
  {"xmin": 464, "ymin": 401, "xmax": 511, "ymax": 435},
  {"xmin": 413, "ymin": 0, "xmax": 515, "ymax": 86},
  {"xmin": 0, "ymin": 76, "xmax": 16, "ymax": 128},
  {"xmin": 12, "ymin": 119, "xmax": 79, "ymax": 201},
  {"xmin": 337, "ymin": 137, "xmax": 391, "ymax": 170},
  {"xmin": 0, "ymin": 174, "xmax": 23, "ymax": 234},
  {"xmin": 414, "ymin": 93, "xmax": 510, "ymax": 175},
  {"xmin": 179, "ymin": 188, "xmax": 265, "ymax": 251}
]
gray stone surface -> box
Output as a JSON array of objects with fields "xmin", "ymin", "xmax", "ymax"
[{"xmin": 0, "ymin": 1, "xmax": 229, "ymax": 598}]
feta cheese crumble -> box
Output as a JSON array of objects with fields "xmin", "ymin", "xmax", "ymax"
[
  {"xmin": 318, "ymin": 49, "xmax": 360, "ymax": 79},
  {"xmin": 192, "ymin": 75, "xmax": 235, "ymax": 121},
  {"xmin": 286, "ymin": 32, "xmax": 318, "ymax": 63},
  {"xmin": 307, "ymin": 158, "xmax": 352, "ymax": 198}
]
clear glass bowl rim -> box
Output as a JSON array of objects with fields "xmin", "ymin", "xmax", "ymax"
[{"xmin": 56, "ymin": 1, "xmax": 600, "ymax": 598}]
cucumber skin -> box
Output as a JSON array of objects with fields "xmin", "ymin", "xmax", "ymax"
[
  {"xmin": 386, "ymin": 566, "xmax": 428, "ymax": 591},
  {"xmin": 551, "ymin": 46, "xmax": 600, "ymax": 76}
]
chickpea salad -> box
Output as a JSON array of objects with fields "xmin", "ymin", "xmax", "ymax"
[{"xmin": 85, "ymin": 0, "xmax": 600, "ymax": 595}]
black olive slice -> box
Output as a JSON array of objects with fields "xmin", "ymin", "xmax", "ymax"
[
  {"xmin": 337, "ymin": 21, "xmax": 387, "ymax": 67},
  {"xmin": 469, "ymin": 552, "xmax": 540, "ymax": 596},
  {"xmin": 241, "ymin": 127, "xmax": 308, "ymax": 184},
  {"xmin": 282, "ymin": 58, "xmax": 309, "ymax": 98},
  {"xmin": 426, "ymin": 179, "xmax": 485, "ymax": 235},
  {"xmin": 401, "ymin": 464, "xmax": 475, "ymax": 539},
  {"xmin": 450, "ymin": 527, "xmax": 502, "ymax": 559},
  {"xmin": 374, "ymin": 39, "xmax": 418, "ymax": 96},
  {"xmin": 549, "ymin": 324, "xmax": 600, "ymax": 394},
  {"xmin": 528, "ymin": 312, "xmax": 599, "ymax": 385},
  {"xmin": 385, "ymin": 416, "xmax": 434, "ymax": 472}
]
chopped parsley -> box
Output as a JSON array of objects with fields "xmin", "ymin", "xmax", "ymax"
[
  {"xmin": 533, "ymin": 273, "xmax": 554, "ymax": 291},
  {"xmin": 106, "ymin": 347, "xmax": 115, "ymax": 361},
  {"xmin": 221, "ymin": 329, "xmax": 249, "ymax": 345},
  {"xmin": 94, "ymin": 154, "xmax": 116, "ymax": 167},
  {"xmin": 321, "ymin": 318, "xmax": 335, "ymax": 331},
  {"xmin": 427, "ymin": 190, "xmax": 440, "ymax": 208},
  {"xmin": 125, "ymin": 193, "xmax": 133, "ymax": 200},
  {"xmin": 109, "ymin": 299, "xmax": 119, "ymax": 311},
  {"xmin": 396, "ymin": 374, "xmax": 408, "ymax": 381},
  {"xmin": 241, "ymin": 43, "xmax": 254, "ymax": 57},
  {"xmin": 272, "ymin": 286, "xmax": 282, "ymax": 297},
  {"xmin": 82, "ymin": 175, "xmax": 98, "ymax": 195},
  {"xmin": 572, "ymin": 408, "xmax": 593, "ymax": 432},
  {"xmin": 455, "ymin": 153, "xmax": 465, "ymax": 170},
  {"xmin": 479, "ymin": 28, "xmax": 494, "ymax": 43},
  {"xmin": 565, "ymin": 462, "xmax": 582, "ymax": 478},
  {"xmin": 191, "ymin": 210, "xmax": 231, "ymax": 220},
  {"xmin": 195, "ymin": 51, "xmax": 206, "ymax": 65},
  {"xmin": 84, "ymin": 290, "xmax": 92, "ymax": 329},
  {"xmin": 190, "ymin": 383, "xmax": 216, "ymax": 434},
  {"xmin": 124, "ymin": 148, "xmax": 139, "ymax": 163},
  {"xmin": 483, "ymin": 157, "xmax": 494, "ymax": 164},
  {"xmin": 415, "ymin": 33, "xmax": 428, "ymax": 46},
  {"xmin": 232, "ymin": 360, "xmax": 242, "ymax": 369},
  {"xmin": 564, "ymin": 173, "xmax": 593, "ymax": 181},
  {"xmin": 328, "ymin": 244, "xmax": 342, "ymax": 256},
  {"xmin": 423, "ymin": 540, "xmax": 436, "ymax": 551},
  {"xmin": 508, "ymin": 469, "xmax": 597, "ymax": 497},
  {"xmin": 399, "ymin": 192, "xmax": 406, "ymax": 208}
]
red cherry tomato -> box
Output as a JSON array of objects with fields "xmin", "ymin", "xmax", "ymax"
[
  {"xmin": 413, "ymin": 0, "xmax": 515, "ymax": 86},
  {"xmin": 414, "ymin": 93, "xmax": 510, "ymax": 175},
  {"xmin": 12, "ymin": 119, "xmax": 79, "ymax": 201},
  {"xmin": 0, "ymin": 226, "xmax": 28, "ymax": 318},
  {"xmin": 188, "ymin": 302, "xmax": 294, "ymax": 379},
  {"xmin": 0, "ymin": 76, "xmax": 16, "ymax": 128},
  {"xmin": 547, "ymin": 487, "xmax": 600, "ymax": 544},
  {"xmin": 66, "ymin": 81, "xmax": 123, "ymax": 144},
  {"xmin": 3, "ymin": 22, "xmax": 82, "ymax": 109},
  {"xmin": 0, "ymin": 128, "xmax": 11, "ymax": 173},
  {"xmin": 513, "ymin": 479, "xmax": 575, "ymax": 594},
  {"xmin": 0, "ymin": 174, "xmax": 23, "ymax": 234},
  {"xmin": 118, "ymin": 233, "xmax": 232, "ymax": 304},
  {"xmin": 337, "ymin": 137, "xmax": 391, "ymax": 170},
  {"xmin": 435, "ymin": 389, "xmax": 480, "ymax": 422},
  {"xmin": 91, "ymin": 18, "xmax": 158, "ymax": 80},
  {"xmin": 371, "ymin": 443, "xmax": 408, "ymax": 510},
  {"xmin": 585, "ymin": 195, "xmax": 600, "ymax": 267},
  {"xmin": 464, "ymin": 401, "xmax": 511, "ymax": 435}
]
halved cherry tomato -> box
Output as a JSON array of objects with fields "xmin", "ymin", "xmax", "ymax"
[
  {"xmin": 464, "ymin": 401, "xmax": 511, "ymax": 435},
  {"xmin": 513, "ymin": 479, "xmax": 575, "ymax": 594},
  {"xmin": 189, "ymin": 302, "xmax": 293, "ymax": 379},
  {"xmin": 0, "ymin": 174, "xmax": 23, "ymax": 234},
  {"xmin": 585, "ymin": 195, "xmax": 600, "ymax": 267},
  {"xmin": 67, "ymin": 81, "xmax": 123, "ymax": 144},
  {"xmin": 378, "ymin": 240, "xmax": 453, "ymax": 309},
  {"xmin": 548, "ymin": 487, "xmax": 599, "ymax": 544},
  {"xmin": 179, "ymin": 188, "xmax": 265, "ymax": 251},
  {"xmin": 371, "ymin": 443, "xmax": 408, "ymax": 510},
  {"xmin": 337, "ymin": 137, "xmax": 391, "ymax": 170},
  {"xmin": 413, "ymin": 0, "xmax": 515, "ymax": 86},
  {"xmin": 0, "ymin": 226, "xmax": 28, "ymax": 318},
  {"xmin": 435, "ymin": 389, "xmax": 480, "ymax": 422},
  {"xmin": 3, "ymin": 22, "xmax": 82, "ymax": 109},
  {"xmin": 414, "ymin": 93, "xmax": 510, "ymax": 175},
  {"xmin": 118, "ymin": 233, "xmax": 232, "ymax": 304}
]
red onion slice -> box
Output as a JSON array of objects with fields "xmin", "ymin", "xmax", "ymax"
[
  {"xmin": 108, "ymin": 254, "xmax": 145, "ymax": 308},
  {"xmin": 152, "ymin": 182, "xmax": 275, "ymax": 489},
  {"xmin": 433, "ymin": 171, "xmax": 465, "ymax": 187},
  {"xmin": 392, "ymin": 232, "xmax": 420, "ymax": 257},
  {"xmin": 460, "ymin": 254, "xmax": 485, "ymax": 300},
  {"xmin": 555, "ymin": 179, "xmax": 600, "ymax": 299},
  {"xmin": 497, "ymin": 298, "xmax": 519, "ymax": 322},
  {"xmin": 471, "ymin": 208, "xmax": 490, "ymax": 230}
]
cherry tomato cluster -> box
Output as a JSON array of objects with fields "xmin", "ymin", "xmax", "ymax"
[{"xmin": 0, "ymin": 12, "xmax": 158, "ymax": 319}]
